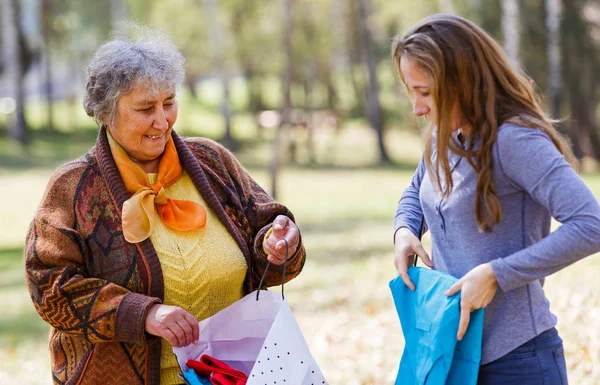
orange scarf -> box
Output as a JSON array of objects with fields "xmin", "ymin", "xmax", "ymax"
[{"xmin": 107, "ymin": 131, "xmax": 207, "ymax": 243}]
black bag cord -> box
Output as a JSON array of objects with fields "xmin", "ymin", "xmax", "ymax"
[
  {"xmin": 412, "ymin": 217, "xmax": 426, "ymax": 267},
  {"xmin": 256, "ymin": 239, "xmax": 288, "ymax": 301}
]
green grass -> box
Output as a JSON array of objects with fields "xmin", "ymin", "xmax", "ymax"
[{"xmin": 0, "ymin": 244, "xmax": 53, "ymax": 383}]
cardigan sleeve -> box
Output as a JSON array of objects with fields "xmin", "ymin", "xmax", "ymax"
[
  {"xmin": 24, "ymin": 163, "xmax": 160, "ymax": 345},
  {"xmin": 198, "ymin": 140, "xmax": 306, "ymax": 289},
  {"xmin": 490, "ymin": 124, "xmax": 600, "ymax": 291}
]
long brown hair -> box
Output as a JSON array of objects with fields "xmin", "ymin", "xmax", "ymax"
[{"xmin": 391, "ymin": 14, "xmax": 576, "ymax": 232}]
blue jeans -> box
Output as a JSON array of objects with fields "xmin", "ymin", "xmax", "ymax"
[{"xmin": 477, "ymin": 327, "xmax": 568, "ymax": 385}]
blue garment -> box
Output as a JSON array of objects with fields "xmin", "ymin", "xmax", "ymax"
[
  {"xmin": 394, "ymin": 123, "xmax": 600, "ymax": 363},
  {"xmin": 390, "ymin": 267, "xmax": 484, "ymax": 385},
  {"xmin": 477, "ymin": 327, "xmax": 568, "ymax": 385},
  {"xmin": 182, "ymin": 369, "xmax": 212, "ymax": 385}
]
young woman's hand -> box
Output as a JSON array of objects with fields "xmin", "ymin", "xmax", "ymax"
[
  {"xmin": 394, "ymin": 227, "xmax": 433, "ymax": 290},
  {"xmin": 445, "ymin": 262, "xmax": 498, "ymax": 340}
]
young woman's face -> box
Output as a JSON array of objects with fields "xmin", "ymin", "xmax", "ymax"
[
  {"xmin": 107, "ymin": 84, "xmax": 178, "ymax": 171},
  {"xmin": 400, "ymin": 55, "xmax": 433, "ymax": 120},
  {"xmin": 400, "ymin": 54, "xmax": 467, "ymax": 130}
]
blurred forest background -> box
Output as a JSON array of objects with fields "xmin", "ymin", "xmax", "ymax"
[{"xmin": 0, "ymin": 0, "xmax": 599, "ymax": 384}]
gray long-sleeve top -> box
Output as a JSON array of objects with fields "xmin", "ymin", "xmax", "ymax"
[{"xmin": 394, "ymin": 123, "xmax": 600, "ymax": 364}]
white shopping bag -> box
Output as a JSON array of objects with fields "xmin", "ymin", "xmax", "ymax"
[{"xmin": 173, "ymin": 289, "xmax": 328, "ymax": 385}]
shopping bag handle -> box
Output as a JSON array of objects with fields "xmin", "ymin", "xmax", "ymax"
[{"xmin": 256, "ymin": 239, "xmax": 288, "ymax": 301}]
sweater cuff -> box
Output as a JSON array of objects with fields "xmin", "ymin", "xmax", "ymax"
[
  {"xmin": 394, "ymin": 223, "xmax": 421, "ymax": 242},
  {"xmin": 490, "ymin": 258, "xmax": 524, "ymax": 292},
  {"xmin": 115, "ymin": 292, "xmax": 161, "ymax": 345}
]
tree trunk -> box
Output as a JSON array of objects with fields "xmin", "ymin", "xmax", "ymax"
[
  {"xmin": 68, "ymin": 51, "xmax": 79, "ymax": 131},
  {"xmin": 270, "ymin": 0, "xmax": 294, "ymax": 199},
  {"xmin": 345, "ymin": 0, "xmax": 366, "ymax": 115},
  {"xmin": 42, "ymin": 0, "xmax": 54, "ymax": 131},
  {"xmin": 330, "ymin": 0, "xmax": 345, "ymax": 111},
  {"xmin": 545, "ymin": 0, "xmax": 562, "ymax": 121},
  {"xmin": 501, "ymin": 0, "xmax": 520, "ymax": 69},
  {"xmin": 220, "ymin": 74, "xmax": 234, "ymax": 150},
  {"xmin": 1, "ymin": 0, "xmax": 28, "ymax": 144},
  {"xmin": 230, "ymin": 6, "xmax": 265, "ymax": 114},
  {"xmin": 305, "ymin": 61, "xmax": 318, "ymax": 165},
  {"xmin": 109, "ymin": 0, "xmax": 127, "ymax": 36},
  {"xmin": 204, "ymin": 0, "xmax": 234, "ymax": 150},
  {"xmin": 573, "ymin": 51, "xmax": 600, "ymax": 160},
  {"xmin": 562, "ymin": 0, "xmax": 600, "ymax": 160},
  {"xmin": 355, "ymin": 0, "xmax": 390, "ymax": 164},
  {"xmin": 185, "ymin": 75, "xmax": 198, "ymax": 99},
  {"xmin": 438, "ymin": 0, "xmax": 455, "ymax": 14},
  {"xmin": 469, "ymin": 0, "xmax": 482, "ymax": 9},
  {"xmin": 248, "ymin": 72, "xmax": 265, "ymax": 113},
  {"xmin": 324, "ymin": 71, "xmax": 338, "ymax": 110}
]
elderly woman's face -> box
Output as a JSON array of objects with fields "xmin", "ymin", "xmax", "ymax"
[{"xmin": 108, "ymin": 83, "xmax": 178, "ymax": 171}]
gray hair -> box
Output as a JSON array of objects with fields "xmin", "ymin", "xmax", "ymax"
[{"xmin": 83, "ymin": 28, "xmax": 185, "ymax": 126}]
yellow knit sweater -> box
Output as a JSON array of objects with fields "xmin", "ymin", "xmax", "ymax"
[{"xmin": 147, "ymin": 172, "xmax": 247, "ymax": 385}]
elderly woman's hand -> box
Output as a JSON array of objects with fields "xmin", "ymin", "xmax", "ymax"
[
  {"xmin": 145, "ymin": 304, "xmax": 199, "ymax": 347},
  {"xmin": 263, "ymin": 215, "xmax": 300, "ymax": 265}
]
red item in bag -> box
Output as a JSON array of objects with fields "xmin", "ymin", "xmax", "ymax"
[{"xmin": 186, "ymin": 354, "xmax": 248, "ymax": 385}]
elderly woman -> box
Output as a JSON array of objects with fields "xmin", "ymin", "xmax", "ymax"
[{"xmin": 25, "ymin": 31, "xmax": 305, "ymax": 385}]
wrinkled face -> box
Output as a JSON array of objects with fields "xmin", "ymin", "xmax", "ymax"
[
  {"xmin": 400, "ymin": 54, "xmax": 433, "ymax": 120},
  {"xmin": 107, "ymin": 83, "xmax": 178, "ymax": 170}
]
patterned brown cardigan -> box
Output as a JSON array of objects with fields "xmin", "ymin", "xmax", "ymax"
[{"xmin": 25, "ymin": 128, "xmax": 306, "ymax": 385}]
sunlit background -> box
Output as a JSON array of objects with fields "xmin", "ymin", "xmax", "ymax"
[{"xmin": 1, "ymin": 0, "xmax": 599, "ymax": 384}]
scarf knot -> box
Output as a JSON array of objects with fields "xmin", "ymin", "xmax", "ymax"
[
  {"xmin": 152, "ymin": 181, "xmax": 165, "ymax": 194},
  {"xmin": 107, "ymin": 130, "xmax": 207, "ymax": 243}
]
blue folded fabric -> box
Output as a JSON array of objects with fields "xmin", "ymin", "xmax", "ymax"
[
  {"xmin": 182, "ymin": 369, "xmax": 212, "ymax": 385},
  {"xmin": 390, "ymin": 267, "xmax": 484, "ymax": 385}
]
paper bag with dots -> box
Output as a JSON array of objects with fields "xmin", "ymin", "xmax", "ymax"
[
  {"xmin": 248, "ymin": 298, "xmax": 327, "ymax": 384},
  {"xmin": 173, "ymin": 290, "xmax": 329, "ymax": 385}
]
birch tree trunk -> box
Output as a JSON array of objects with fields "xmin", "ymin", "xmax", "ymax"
[
  {"xmin": 501, "ymin": 0, "xmax": 520, "ymax": 69},
  {"xmin": 1, "ymin": 0, "xmax": 28, "ymax": 144},
  {"xmin": 545, "ymin": 0, "xmax": 562, "ymax": 120},
  {"xmin": 42, "ymin": 0, "xmax": 54, "ymax": 131},
  {"xmin": 469, "ymin": 0, "xmax": 482, "ymax": 9},
  {"xmin": 230, "ymin": 6, "xmax": 264, "ymax": 113},
  {"xmin": 439, "ymin": 0, "xmax": 455, "ymax": 14},
  {"xmin": 270, "ymin": 0, "xmax": 294, "ymax": 199},
  {"xmin": 204, "ymin": 0, "xmax": 234, "ymax": 150},
  {"xmin": 109, "ymin": 0, "xmax": 127, "ymax": 36},
  {"xmin": 562, "ymin": 0, "xmax": 600, "ymax": 160},
  {"xmin": 345, "ymin": 0, "xmax": 366, "ymax": 116}
]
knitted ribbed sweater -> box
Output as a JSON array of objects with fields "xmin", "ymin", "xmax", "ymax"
[
  {"xmin": 145, "ymin": 172, "xmax": 247, "ymax": 384},
  {"xmin": 24, "ymin": 127, "xmax": 305, "ymax": 385}
]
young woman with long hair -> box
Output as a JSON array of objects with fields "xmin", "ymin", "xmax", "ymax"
[{"xmin": 392, "ymin": 14, "xmax": 600, "ymax": 384}]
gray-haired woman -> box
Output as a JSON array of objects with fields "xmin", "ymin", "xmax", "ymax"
[{"xmin": 25, "ymin": 29, "xmax": 306, "ymax": 385}]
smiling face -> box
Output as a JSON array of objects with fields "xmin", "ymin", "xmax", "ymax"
[{"xmin": 107, "ymin": 84, "xmax": 178, "ymax": 173}]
